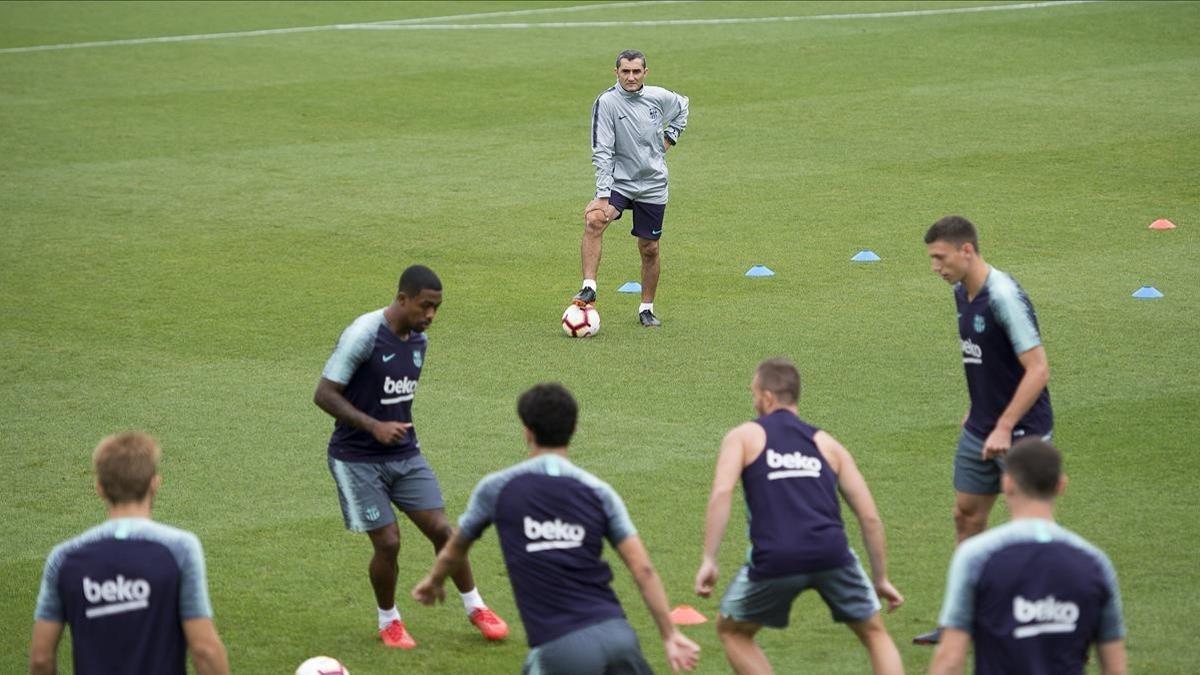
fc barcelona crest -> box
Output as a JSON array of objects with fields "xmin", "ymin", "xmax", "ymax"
[
  {"xmin": 413, "ymin": 350, "xmax": 423, "ymax": 368},
  {"xmin": 974, "ymin": 315, "xmax": 986, "ymax": 333}
]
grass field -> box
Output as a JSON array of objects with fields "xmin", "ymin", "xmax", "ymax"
[{"xmin": 2, "ymin": 1, "xmax": 1198, "ymax": 672}]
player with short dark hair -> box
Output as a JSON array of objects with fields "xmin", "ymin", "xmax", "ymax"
[
  {"xmin": 313, "ymin": 264, "xmax": 508, "ymax": 649},
  {"xmin": 29, "ymin": 432, "xmax": 229, "ymax": 675},
  {"xmin": 573, "ymin": 49, "xmax": 689, "ymax": 327},
  {"xmin": 694, "ymin": 358, "xmax": 905, "ymax": 674},
  {"xmin": 915, "ymin": 216, "xmax": 1054, "ymax": 645},
  {"xmin": 413, "ymin": 382, "xmax": 700, "ymax": 674},
  {"xmin": 517, "ymin": 382, "xmax": 578, "ymax": 447},
  {"xmin": 929, "ymin": 438, "xmax": 1127, "ymax": 674}
]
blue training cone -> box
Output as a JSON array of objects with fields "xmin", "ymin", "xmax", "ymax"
[
  {"xmin": 745, "ymin": 265, "xmax": 775, "ymax": 277},
  {"xmin": 617, "ymin": 281, "xmax": 642, "ymax": 293},
  {"xmin": 1132, "ymin": 285, "xmax": 1164, "ymax": 299},
  {"xmin": 851, "ymin": 250, "xmax": 881, "ymax": 262}
]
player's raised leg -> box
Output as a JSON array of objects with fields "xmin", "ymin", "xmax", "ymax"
[
  {"xmin": 407, "ymin": 508, "xmax": 508, "ymax": 641},
  {"xmin": 576, "ymin": 199, "xmax": 615, "ymax": 306}
]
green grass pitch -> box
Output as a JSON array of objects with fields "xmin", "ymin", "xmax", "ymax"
[{"xmin": 2, "ymin": 1, "xmax": 1198, "ymax": 672}]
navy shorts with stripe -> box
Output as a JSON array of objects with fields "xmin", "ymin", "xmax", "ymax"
[{"xmin": 609, "ymin": 190, "xmax": 666, "ymax": 241}]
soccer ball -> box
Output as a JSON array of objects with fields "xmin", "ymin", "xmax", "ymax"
[
  {"xmin": 295, "ymin": 656, "xmax": 349, "ymax": 675},
  {"xmin": 562, "ymin": 304, "xmax": 600, "ymax": 337}
]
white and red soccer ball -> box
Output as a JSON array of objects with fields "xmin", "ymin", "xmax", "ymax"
[
  {"xmin": 562, "ymin": 304, "xmax": 600, "ymax": 337},
  {"xmin": 296, "ymin": 656, "xmax": 349, "ymax": 675}
]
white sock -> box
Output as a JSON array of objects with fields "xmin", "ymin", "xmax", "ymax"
[
  {"xmin": 460, "ymin": 588, "xmax": 486, "ymax": 615},
  {"xmin": 582, "ymin": 279, "xmax": 597, "ymax": 291},
  {"xmin": 378, "ymin": 606, "xmax": 401, "ymax": 629},
  {"xmin": 639, "ymin": 302, "xmax": 654, "ymax": 314}
]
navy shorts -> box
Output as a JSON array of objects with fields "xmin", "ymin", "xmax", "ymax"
[
  {"xmin": 608, "ymin": 191, "xmax": 666, "ymax": 241},
  {"xmin": 328, "ymin": 454, "xmax": 445, "ymax": 532}
]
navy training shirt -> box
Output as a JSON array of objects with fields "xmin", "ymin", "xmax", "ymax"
[
  {"xmin": 742, "ymin": 410, "xmax": 853, "ymax": 580},
  {"xmin": 458, "ymin": 454, "xmax": 636, "ymax": 647},
  {"xmin": 955, "ymin": 267, "xmax": 1053, "ymax": 439},
  {"xmin": 938, "ymin": 519, "xmax": 1125, "ymax": 675},
  {"xmin": 34, "ymin": 518, "xmax": 213, "ymax": 675},
  {"xmin": 322, "ymin": 308, "xmax": 427, "ymax": 462}
]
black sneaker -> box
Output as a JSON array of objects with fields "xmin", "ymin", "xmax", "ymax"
[
  {"xmin": 912, "ymin": 627, "xmax": 942, "ymax": 645},
  {"xmin": 572, "ymin": 287, "xmax": 596, "ymax": 307},
  {"xmin": 638, "ymin": 309, "xmax": 661, "ymax": 327}
]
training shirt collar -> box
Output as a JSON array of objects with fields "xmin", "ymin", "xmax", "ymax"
[{"xmin": 616, "ymin": 80, "xmax": 645, "ymax": 97}]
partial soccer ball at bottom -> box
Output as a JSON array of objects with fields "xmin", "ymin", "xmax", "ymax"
[
  {"xmin": 562, "ymin": 304, "xmax": 600, "ymax": 337},
  {"xmin": 296, "ymin": 656, "xmax": 349, "ymax": 675}
]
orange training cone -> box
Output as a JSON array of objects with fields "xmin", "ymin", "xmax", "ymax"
[
  {"xmin": 670, "ymin": 605, "xmax": 709, "ymax": 625},
  {"xmin": 1149, "ymin": 219, "xmax": 1176, "ymax": 230}
]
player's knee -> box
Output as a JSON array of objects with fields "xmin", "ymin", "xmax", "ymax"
[
  {"xmin": 427, "ymin": 523, "xmax": 453, "ymax": 548},
  {"xmin": 585, "ymin": 210, "xmax": 610, "ymax": 233},
  {"xmin": 371, "ymin": 532, "xmax": 400, "ymax": 558},
  {"xmin": 638, "ymin": 239, "xmax": 659, "ymax": 259},
  {"xmin": 716, "ymin": 616, "xmax": 752, "ymax": 641},
  {"xmin": 953, "ymin": 505, "xmax": 985, "ymax": 536},
  {"xmin": 849, "ymin": 614, "xmax": 886, "ymax": 644}
]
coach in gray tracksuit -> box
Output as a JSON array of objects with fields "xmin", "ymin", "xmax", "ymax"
[{"xmin": 574, "ymin": 49, "xmax": 689, "ymax": 328}]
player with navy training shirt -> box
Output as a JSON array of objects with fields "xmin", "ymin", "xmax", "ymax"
[
  {"xmin": 313, "ymin": 265, "xmax": 508, "ymax": 649},
  {"xmin": 29, "ymin": 432, "xmax": 229, "ymax": 675},
  {"xmin": 573, "ymin": 49, "xmax": 689, "ymax": 328},
  {"xmin": 915, "ymin": 215, "xmax": 1054, "ymax": 645},
  {"xmin": 694, "ymin": 358, "xmax": 904, "ymax": 675},
  {"xmin": 929, "ymin": 438, "xmax": 1127, "ymax": 674},
  {"xmin": 412, "ymin": 383, "xmax": 700, "ymax": 674}
]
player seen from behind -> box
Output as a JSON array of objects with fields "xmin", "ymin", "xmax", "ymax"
[{"xmin": 413, "ymin": 382, "xmax": 700, "ymax": 674}]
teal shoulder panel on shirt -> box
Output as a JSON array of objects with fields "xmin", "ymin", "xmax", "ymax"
[
  {"xmin": 321, "ymin": 309, "xmax": 386, "ymax": 384},
  {"xmin": 987, "ymin": 269, "xmax": 1041, "ymax": 355}
]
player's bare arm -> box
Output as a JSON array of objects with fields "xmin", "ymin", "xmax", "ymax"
[
  {"xmin": 982, "ymin": 345, "xmax": 1050, "ymax": 459},
  {"xmin": 28, "ymin": 619, "xmax": 63, "ymax": 675},
  {"xmin": 1097, "ymin": 639, "xmax": 1128, "ymax": 675},
  {"xmin": 182, "ymin": 618, "xmax": 230, "ymax": 675},
  {"xmin": 927, "ymin": 627, "xmax": 970, "ymax": 675},
  {"xmin": 616, "ymin": 535, "xmax": 701, "ymax": 673},
  {"xmin": 695, "ymin": 423, "xmax": 761, "ymax": 597},
  {"xmin": 817, "ymin": 431, "xmax": 903, "ymax": 612},
  {"xmin": 313, "ymin": 377, "xmax": 410, "ymax": 445},
  {"xmin": 412, "ymin": 529, "xmax": 473, "ymax": 606}
]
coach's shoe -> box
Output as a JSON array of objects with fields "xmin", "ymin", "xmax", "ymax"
[
  {"xmin": 380, "ymin": 619, "xmax": 417, "ymax": 650},
  {"xmin": 572, "ymin": 287, "xmax": 597, "ymax": 307},
  {"xmin": 469, "ymin": 607, "xmax": 509, "ymax": 641},
  {"xmin": 639, "ymin": 309, "xmax": 661, "ymax": 327},
  {"xmin": 912, "ymin": 627, "xmax": 942, "ymax": 645}
]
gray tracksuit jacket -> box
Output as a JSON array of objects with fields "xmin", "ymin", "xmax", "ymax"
[{"xmin": 591, "ymin": 82, "xmax": 689, "ymax": 204}]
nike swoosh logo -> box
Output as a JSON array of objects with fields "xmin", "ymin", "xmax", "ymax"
[
  {"xmin": 618, "ymin": 115, "xmax": 627, "ymax": 120},
  {"xmin": 382, "ymin": 353, "xmax": 395, "ymax": 362},
  {"xmin": 651, "ymin": 229, "xmax": 662, "ymax": 235}
]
